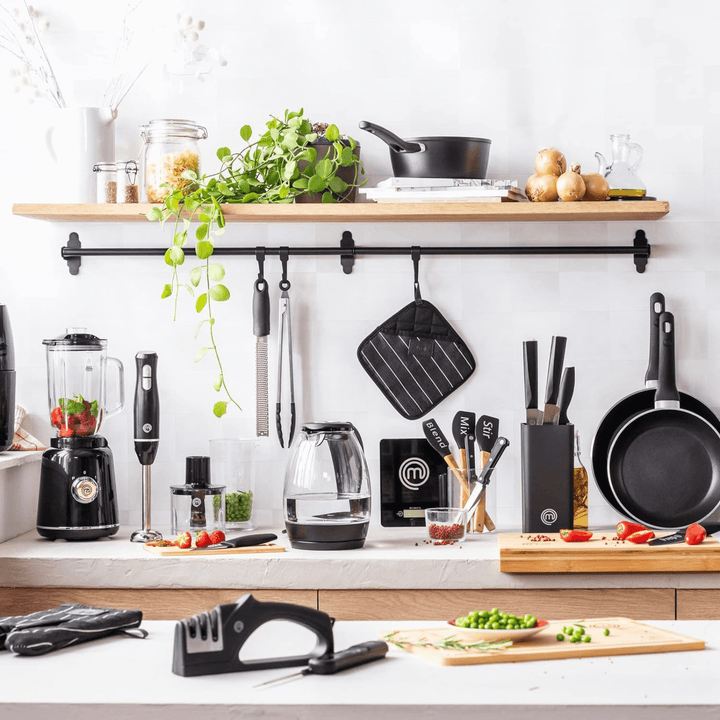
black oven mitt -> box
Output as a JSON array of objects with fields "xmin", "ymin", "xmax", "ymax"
[
  {"xmin": 357, "ymin": 249, "xmax": 476, "ymax": 420},
  {"xmin": 0, "ymin": 603, "xmax": 145, "ymax": 656}
]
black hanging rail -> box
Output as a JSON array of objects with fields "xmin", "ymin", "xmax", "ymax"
[{"xmin": 62, "ymin": 229, "xmax": 651, "ymax": 276}]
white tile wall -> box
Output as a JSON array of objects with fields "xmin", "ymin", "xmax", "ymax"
[{"xmin": 0, "ymin": 0, "xmax": 715, "ymax": 531}]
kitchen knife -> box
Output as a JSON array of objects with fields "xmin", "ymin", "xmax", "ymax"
[
  {"xmin": 463, "ymin": 437, "xmax": 509, "ymax": 520},
  {"xmin": 542, "ymin": 336, "xmax": 567, "ymax": 425},
  {"xmin": 422, "ymin": 418, "xmax": 467, "ymax": 489},
  {"xmin": 523, "ymin": 340, "xmax": 542, "ymax": 425},
  {"xmin": 465, "ymin": 432, "xmax": 496, "ymax": 533},
  {"xmin": 557, "ymin": 366, "xmax": 575, "ymax": 425},
  {"xmin": 253, "ymin": 275, "xmax": 270, "ymax": 437},
  {"xmin": 452, "ymin": 411, "xmax": 475, "ymax": 473},
  {"xmin": 189, "ymin": 533, "xmax": 278, "ymax": 552},
  {"xmin": 475, "ymin": 415, "xmax": 499, "ymax": 533},
  {"xmin": 647, "ymin": 524, "xmax": 720, "ymax": 546},
  {"xmin": 465, "ymin": 433, "xmax": 477, "ymax": 482}
]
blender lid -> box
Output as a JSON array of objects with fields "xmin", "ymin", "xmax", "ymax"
[
  {"xmin": 302, "ymin": 422, "xmax": 356, "ymax": 434},
  {"xmin": 0, "ymin": 305, "xmax": 15, "ymax": 371},
  {"xmin": 43, "ymin": 327, "xmax": 107, "ymax": 349}
]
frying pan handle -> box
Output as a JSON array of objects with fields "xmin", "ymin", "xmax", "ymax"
[
  {"xmin": 645, "ymin": 292, "xmax": 665, "ymax": 387},
  {"xmin": 358, "ymin": 121, "xmax": 423, "ymax": 154},
  {"xmin": 655, "ymin": 311, "xmax": 680, "ymax": 406}
]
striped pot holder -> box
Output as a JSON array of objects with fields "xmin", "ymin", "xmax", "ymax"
[{"xmin": 357, "ymin": 298, "xmax": 476, "ymax": 420}]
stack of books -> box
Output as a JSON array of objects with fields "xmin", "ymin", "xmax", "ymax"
[{"xmin": 361, "ymin": 178, "xmax": 526, "ymax": 203}]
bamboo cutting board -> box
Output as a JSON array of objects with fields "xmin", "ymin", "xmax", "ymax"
[
  {"xmin": 498, "ymin": 532, "xmax": 720, "ymax": 573},
  {"xmin": 143, "ymin": 543, "xmax": 285, "ymax": 557},
  {"xmin": 383, "ymin": 617, "xmax": 704, "ymax": 666}
]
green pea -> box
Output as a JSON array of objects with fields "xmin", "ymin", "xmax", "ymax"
[
  {"xmin": 604, "ymin": 629, "xmax": 610, "ymax": 636},
  {"xmin": 583, "ymin": 636, "xmax": 591, "ymax": 643},
  {"xmin": 556, "ymin": 633, "xmax": 565, "ymax": 641}
]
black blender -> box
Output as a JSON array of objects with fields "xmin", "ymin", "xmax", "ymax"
[{"xmin": 37, "ymin": 328, "xmax": 124, "ymax": 541}]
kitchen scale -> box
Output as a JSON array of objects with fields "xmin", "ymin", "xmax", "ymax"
[{"xmin": 380, "ymin": 438, "xmax": 449, "ymax": 527}]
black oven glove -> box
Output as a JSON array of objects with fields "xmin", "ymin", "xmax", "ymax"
[{"xmin": 0, "ymin": 603, "xmax": 145, "ymax": 656}]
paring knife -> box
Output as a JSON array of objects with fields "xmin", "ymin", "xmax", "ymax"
[
  {"xmin": 465, "ymin": 431, "xmax": 496, "ymax": 533},
  {"xmin": 647, "ymin": 524, "xmax": 720, "ymax": 546},
  {"xmin": 557, "ymin": 366, "xmax": 575, "ymax": 425},
  {"xmin": 542, "ymin": 336, "xmax": 567, "ymax": 425},
  {"xmin": 422, "ymin": 418, "xmax": 466, "ymax": 488},
  {"xmin": 189, "ymin": 533, "xmax": 278, "ymax": 552},
  {"xmin": 253, "ymin": 276, "xmax": 270, "ymax": 437},
  {"xmin": 523, "ymin": 340, "xmax": 542, "ymax": 425},
  {"xmin": 463, "ymin": 437, "xmax": 509, "ymax": 519}
]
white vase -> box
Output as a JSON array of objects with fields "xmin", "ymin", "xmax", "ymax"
[{"xmin": 45, "ymin": 107, "xmax": 117, "ymax": 203}]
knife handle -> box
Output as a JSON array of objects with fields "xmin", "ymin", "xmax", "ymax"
[
  {"xmin": 253, "ymin": 278, "xmax": 270, "ymax": 337},
  {"xmin": 645, "ymin": 292, "xmax": 665, "ymax": 386},
  {"xmin": 557, "ymin": 366, "xmax": 575, "ymax": 425},
  {"xmin": 523, "ymin": 340, "xmax": 538, "ymax": 410},
  {"xmin": 544, "ymin": 336, "xmax": 567, "ymax": 405}
]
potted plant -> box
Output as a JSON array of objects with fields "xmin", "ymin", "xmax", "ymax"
[{"xmin": 146, "ymin": 108, "xmax": 365, "ymax": 417}]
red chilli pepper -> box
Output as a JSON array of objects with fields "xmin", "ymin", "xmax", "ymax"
[
  {"xmin": 626, "ymin": 529, "xmax": 655, "ymax": 544},
  {"xmin": 685, "ymin": 523, "xmax": 707, "ymax": 546},
  {"xmin": 616, "ymin": 521, "xmax": 648, "ymax": 541},
  {"xmin": 559, "ymin": 529, "xmax": 593, "ymax": 542}
]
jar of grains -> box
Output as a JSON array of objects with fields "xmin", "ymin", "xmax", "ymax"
[{"xmin": 140, "ymin": 119, "xmax": 208, "ymax": 203}]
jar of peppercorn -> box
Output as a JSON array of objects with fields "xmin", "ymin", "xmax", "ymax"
[{"xmin": 209, "ymin": 439, "xmax": 258, "ymax": 530}]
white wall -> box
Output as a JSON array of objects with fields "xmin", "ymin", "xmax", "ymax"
[{"xmin": 0, "ymin": 0, "xmax": 716, "ymax": 531}]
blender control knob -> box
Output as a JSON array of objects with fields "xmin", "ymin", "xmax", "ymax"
[{"xmin": 72, "ymin": 477, "xmax": 99, "ymax": 504}]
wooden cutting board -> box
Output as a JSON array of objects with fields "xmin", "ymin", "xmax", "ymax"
[
  {"xmin": 143, "ymin": 543, "xmax": 285, "ymax": 557},
  {"xmin": 383, "ymin": 617, "xmax": 704, "ymax": 666},
  {"xmin": 498, "ymin": 532, "xmax": 720, "ymax": 573}
]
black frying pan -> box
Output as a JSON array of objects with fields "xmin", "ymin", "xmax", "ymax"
[
  {"xmin": 591, "ymin": 292, "xmax": 720, "ymax": 514},
  {"xmin": 607, "ymin": 312, "xmax": 720, "ymax": 529},
  {"xmin": 358, "ymin": 121, "xmax": 491, "ymax": 179}
]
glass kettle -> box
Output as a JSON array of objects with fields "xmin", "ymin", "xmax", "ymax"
[
  {"xmin": 283, "ymin": 422, "xmax": 371, "ymax": 551},
  {"xmin": 595, "ymin": 134, "xmax": 646, "ymax": 199}
]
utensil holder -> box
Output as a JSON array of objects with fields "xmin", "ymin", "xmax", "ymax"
[{"xmin": 521, "ymin": 424, "xmax": 574, "ymax": 533}]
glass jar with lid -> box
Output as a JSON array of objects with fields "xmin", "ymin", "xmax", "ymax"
[
  {"xmin": 93, "ymin": 162, "xmax": 117, "ymax": 203},
  {"xmin": 116, "ymin": 160, "xmax": 139, "ymax": 203},
  {"xmin": 140, "ymin": 119, "xmax": 207, "ymax": 203}
]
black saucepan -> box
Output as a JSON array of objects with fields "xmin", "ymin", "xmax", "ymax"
[
  {"xmin": 591, "ymin": 292, "xmax": 720, "ymax": 515},
  {"xmin": 358, "ymin": 121, "xmax": 491, "ymax": 179},
  {"xmin": 607, "ymin": 312, "xmax": 720, "ymax": 529}
]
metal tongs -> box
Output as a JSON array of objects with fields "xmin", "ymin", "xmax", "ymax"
[{"xmin": 276, "ymin": 247, "xmax": 296, "ymax": 448}]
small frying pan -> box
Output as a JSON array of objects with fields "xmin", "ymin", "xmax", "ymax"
[
  {"xmin": 607, "ymin": 312, "xmax": 720, "ymax": 529},
  {"xmin": 591, "ymin": 293, "xmax": 720, "ymax": 514}
]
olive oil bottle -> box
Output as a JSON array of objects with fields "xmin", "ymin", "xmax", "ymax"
[{"xmin": 573, "ymin": 431, "xmax": 588, "ymax": 529}]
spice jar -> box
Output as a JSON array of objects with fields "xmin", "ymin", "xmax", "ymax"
[
  {"xmin": 140, "ymin": 119, "xmax": 207, "ymax": 203},
  {"xmin": 116, "ymin": 160, "xmax": 139, "ymax": 203},
  {"xmin": 93, "ymin": 162, "xmax": 117, "ymax": 203}
]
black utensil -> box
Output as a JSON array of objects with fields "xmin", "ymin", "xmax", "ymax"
[
  {"xmin": 423, "ymin": 418, "xmax": 465, "ymax": 488},
  {"xmin": 358, "ymin": 120, "xmax": 491, "ymax": 179},
  {"xmin": 607, "ymin": 313, "xmax": 720, "ymax": 529},
  {"xmin": 0, "ymin": 305, "xmax": 15, "ymax": 452},
  {"xmin": 557, "ymin": 367, "xmax": 575, "ymax": 425},
  {"xmin": 542, "ymin": 336, "xmax": 567, "ymax": 425},
  {"xmin": 523, "ymin": 340, "xmax": 541, "ymax": 425},
  {"xmin": 452, "ymin": 411, "xmax": 475, "ymax": 473},
  {"xmin": 648, "ymin": 524, "xmax": 720, "ymax": 546},
  {"xmin": 253, "ymin": 265, "xmax": 270, "ymax": 438},
  {"xmin": 130, "ymin": 352, "xmax": 162, "ymax": 543},
  {"xmin": 189, "ymin": 533, "xmax": 278, "ymax": 552}
]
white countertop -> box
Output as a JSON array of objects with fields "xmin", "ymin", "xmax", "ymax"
[
  {"xmin": 3, "ymin": 526, "xmax": 720, "ymax": 590},
  {"xmin": 0, "ymin": 619, "xmax": 717, "ymax": 719}
]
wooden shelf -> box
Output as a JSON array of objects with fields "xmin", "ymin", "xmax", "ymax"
[{"xmin": 12, "ymin": 201, "xmax": 670, "ymax": 224}]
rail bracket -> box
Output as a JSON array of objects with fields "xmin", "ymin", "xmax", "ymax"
[
  {"xmin": 340, "ymin": 230, "xmax": 355, "ymax": 275},
  {"xmin": 634, "ymin": 229, "xmax": 650, "ymax": 274},
  {"xmin": 64, "ymin": 232, "xmax": 82, "ymax": 276}
]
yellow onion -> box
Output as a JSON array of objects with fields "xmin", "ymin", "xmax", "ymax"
[
  {"xmin": 557, "ymin": 163, "xmax": 586, "ymax": 202},
  {"xmin": 534, "ymin": 148, "xmax": 567, "ymax": 177},
  {"xmin": 525, "ymin": 173, "xmax": 558, "ymax": 202},
  {"xmin": 581, "ymin": 172, "xmax": 610, "ymax": 201}
]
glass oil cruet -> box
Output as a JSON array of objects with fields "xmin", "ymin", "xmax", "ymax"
[
  {"xmin": 573, "ymin": 431, "xmax": 588, "ymax": 529},
  {"xmin": 595, "ymin": 134, "xmax": 646, "ymax": 198}
]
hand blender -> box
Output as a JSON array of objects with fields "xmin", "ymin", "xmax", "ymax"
[{"xmin": 130, "ymin": 352, "xmax": 162, "ymax": 542}]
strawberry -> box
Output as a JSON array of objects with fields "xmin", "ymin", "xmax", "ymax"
[
  {"xmin": 685, "ymin": 523, "xmax": 707, "ymax": 546},
  {"xmin": 559, "ymin": 529, "xmax": 593, "ymax": 542},
  {"xmin": 616, "ymin": 521, "xmax": 647, "ymax": 541},
  {"xmin": 626, "ymin": 529, "xmax": 655, "ymax": 544},
  {"xmin": 209, "ymin": 530, "xmax": 226, "ymax": 545},
  {"xmin": 58, "ymin": 424, "xmax": 74, "ymax": 437},
  {"xmin": 50, "ymin": 407, "xmax": 64, "ymax": 428},
  {"xmin": 174, "ymin": 531, "xmax": 192, "ymax": 549},
  {"xmin": 195, "ymin": 530, "xmax": 212, "ymax": 548}
]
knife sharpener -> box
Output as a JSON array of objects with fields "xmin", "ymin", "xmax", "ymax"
[
  {"xmin": 521, "ymin": 424, "xmax": 574, "ymax": 533},
  {"xmin": 172, "ymin": 593, "xmax": 335, "ymax": 677}
]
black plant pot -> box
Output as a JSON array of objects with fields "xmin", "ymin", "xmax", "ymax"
[{"xmin": 295, "ymin": 138, "xmax": 361, "ymax": 204}]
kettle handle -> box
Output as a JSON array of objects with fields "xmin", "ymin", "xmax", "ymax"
[
  {"xmin": 348, "ymin": 422, "xmax": 363, "ymax": 450},
  {"xmin": 628, "ymin": 142, "xmax": 643, "ymax": 172},
  {"xmin": 105, "ymin": 356, "xmax": 125, "ymax": 419}
]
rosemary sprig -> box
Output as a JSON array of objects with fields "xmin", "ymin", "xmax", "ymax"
[{"xmin": 382, "ymin": 631, "xmax": 513, "ymax": 653}]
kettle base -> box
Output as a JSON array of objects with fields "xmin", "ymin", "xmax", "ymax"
[{"xmin": 285, "ymin": 520, "xmax": 368, "ymax": 551}]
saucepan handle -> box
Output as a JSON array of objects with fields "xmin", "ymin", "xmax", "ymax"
[{"xmin": 358, "ymin": 121, "xmax": 423, "ymax": 154}]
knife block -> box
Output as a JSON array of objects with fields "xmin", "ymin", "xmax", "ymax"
[{"xmin": 521, "ymin": 424, "xmax": 573, "ymax": 533}]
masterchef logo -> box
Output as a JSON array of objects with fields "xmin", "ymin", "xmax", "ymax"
[
  {"xmin": 541, "ymin": 508, "xmax": 558, "ymax": 525},
  {"xmin": 398, "ymin": 457, "xmax": 430, "ymax": 491}
]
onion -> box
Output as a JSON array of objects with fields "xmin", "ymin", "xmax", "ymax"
[
  {"xmin": 525, "ymin": 173, "xmax": 558, "ymax": 202},
  {"xmin": 556, "ymin": 164, "xmax": 585, "ymax": 202},
  {"xmin": 581, "ymin": 173, "xmax": 610, "ymax": 201},
  {"xmin": 534, "ymin": 148, "xmax": 566, "ymax": 177}
]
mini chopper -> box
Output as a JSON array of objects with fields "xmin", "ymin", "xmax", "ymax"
[{"xmin": 37, "ymin": 328, "xmax": 124, "ymax": 541}]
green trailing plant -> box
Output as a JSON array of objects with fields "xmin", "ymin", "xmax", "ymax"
[{"xmin": 146, "ymin": 109, "xmax": 365, "ymax": 417}]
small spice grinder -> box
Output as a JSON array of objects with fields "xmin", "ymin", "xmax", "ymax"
[{"xmin": 0, "ymin": 305, "xmax": 16, "ymax": 452}]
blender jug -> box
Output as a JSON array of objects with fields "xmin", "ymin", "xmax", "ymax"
[
  {"xmin": 283, "ymin": 422, "xmax": 371, "ymax": 550},
  {"xmin": 37, "ymin": 328, "xmax": 124, "ymax": 541}
]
